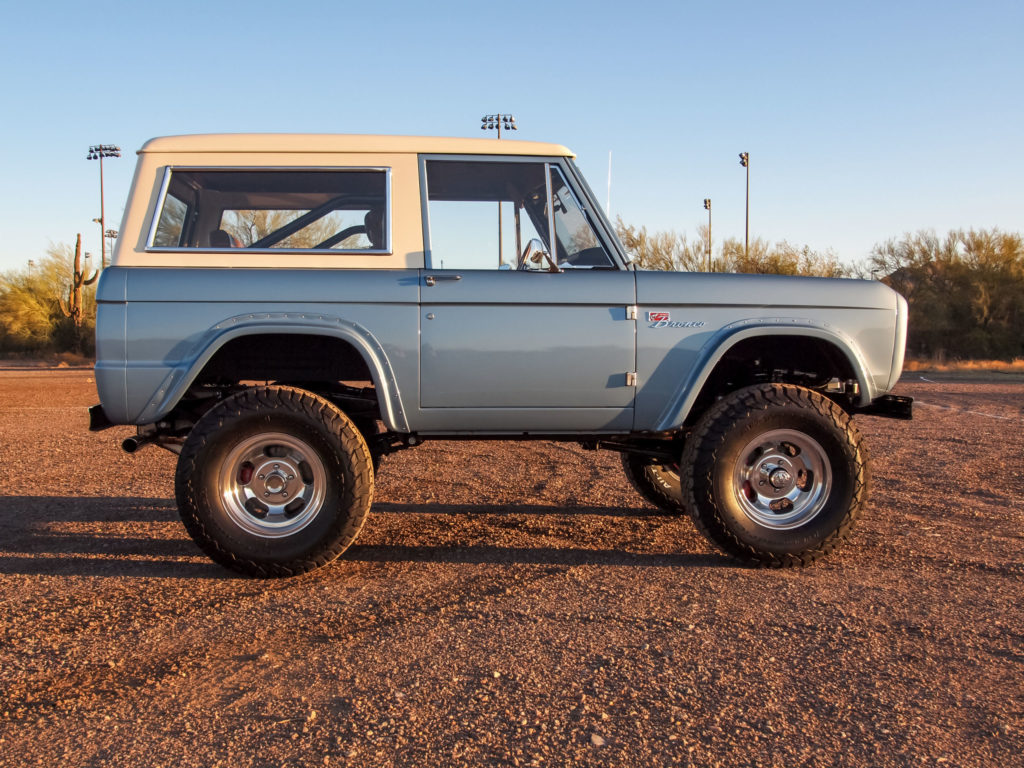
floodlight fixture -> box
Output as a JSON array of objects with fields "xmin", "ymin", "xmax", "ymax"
[
  {"xmin": 480, "ymin": 114, "xmax": 517, "ymax": 139},
  {"xmin": 87, "ymin": 143, "xmax": 121, "ymax": 268}
]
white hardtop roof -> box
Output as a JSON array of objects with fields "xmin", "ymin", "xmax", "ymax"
[{"xmin": 139, "ymin": 133, "xmax": 575, "ymax": 158}]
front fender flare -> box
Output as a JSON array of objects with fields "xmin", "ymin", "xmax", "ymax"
[
  {"xmin": 134, "ymin": 312, "xmax": 410, "ymax": 433},
  {"xmin": 653, "ymin": 318, "xmax": 874, "ymax": 433}
]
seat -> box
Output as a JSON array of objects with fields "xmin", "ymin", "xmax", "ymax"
[{"xmin": 209, "ymin": 229, "xmax": 239, "ymax": 248}]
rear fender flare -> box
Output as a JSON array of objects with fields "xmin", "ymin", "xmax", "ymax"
[{"xmin": 135, "ymin": 313, "xmax": 410, "ymax": 432}]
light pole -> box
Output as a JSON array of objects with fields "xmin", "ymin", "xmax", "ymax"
[
  {"xmin": 481, "ymin": 114, "xmax": 517, "ymax": 266},
  {"xmin": 87, "ymin": 144, "xmax": 121, "ymax": 269},
  {"xmin": 739, "ymin": 152, "xmax": 749, "ymax": 259},
  {"xmin": 105, "ymin": 229, "xmax": 118, "ymax": 262},
  {"xmin": 703, "ymin": 198, "xmax": 712, "ymax": 272}
]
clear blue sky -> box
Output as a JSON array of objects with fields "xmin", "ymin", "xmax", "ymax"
[{"xmin": 1, "ymin": 0, "xmax": 1021, "ymax": 271}]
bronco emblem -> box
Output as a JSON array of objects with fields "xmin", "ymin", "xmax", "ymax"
[{"xmin": 648, "ymin": 310, "xmax": 705, "ymax": 329}]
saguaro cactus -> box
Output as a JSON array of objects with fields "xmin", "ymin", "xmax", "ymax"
[{"xmin": 58, "ymin": 233, "xmax": 99, "ymax": 327}]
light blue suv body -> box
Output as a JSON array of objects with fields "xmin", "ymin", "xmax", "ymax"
[
  {"xmin": 89, "ymin": 134, "xmax": 911, "ymax": 576},
  {"xmin": 94, "ymin": 266, "xmax": 906, "ymax": 435}
]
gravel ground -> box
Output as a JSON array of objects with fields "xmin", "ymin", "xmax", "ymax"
[{"xmin": 0, "ymin": 370, "xmax": 1021, "ymax": 768}]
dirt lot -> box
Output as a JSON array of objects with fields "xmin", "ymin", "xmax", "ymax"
[{"xmin": 0, "ymin": 369, "xmax": 1021, "ymax": 767}]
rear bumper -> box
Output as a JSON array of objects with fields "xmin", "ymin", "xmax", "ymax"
[
  {"xmin": 88, "ymin": 404, "xmax": 115, "ymax": 431},
  {"xmin": 855, "ymin": 394, "xmax": 913, "ymax": 420}
]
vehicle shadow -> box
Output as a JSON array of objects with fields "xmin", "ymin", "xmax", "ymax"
[
  {"xmin": 0, "ymin": 495, "xmax": 733, "ymax": 577},
  {"xmin": 372, "ymin": 501, "xmax": 669, "ymax": 518}
]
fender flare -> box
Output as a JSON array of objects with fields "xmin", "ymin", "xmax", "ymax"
[
  {"xmin": 653, "ymin": 318, "xmax": 874, "ymax": 432},
  {"xmin": 134, "ymin": 312, "xmax": 410, "ymax": 432}
]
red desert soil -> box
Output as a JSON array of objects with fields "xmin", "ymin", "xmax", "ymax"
[{"xmin": 0, "ymin": 369, "xmax": 1021, "ymax": 767}]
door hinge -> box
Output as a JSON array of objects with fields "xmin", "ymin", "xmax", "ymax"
[
  {"xmin": 626, "ymin": 305, "xmax": 638, "ymax": 320},
  {"xmin": 625, "ymin": 372, "xmax": 637, "ymax": 387}
]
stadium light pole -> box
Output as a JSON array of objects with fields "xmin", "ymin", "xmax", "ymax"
[
  {"xmin": 703, "ymin": 198, "xmax": 712, "ymax": 272},
  {"xmin": 105, "ymin": 229, "xmax": 118, "ymax": 262},
  {"xmin": 481, "ymin": 115, "xmax": 517, "ymax": 266},
  {"xmin": 739, "ymin": 152, "xmax": 750, "ymax": 259},
  {"xmin": 87, "ymin": 144, "xmax": 121, "ymax": 269}
]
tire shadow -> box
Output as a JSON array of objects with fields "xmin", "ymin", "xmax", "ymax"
[{"xmin": 0, "ymin": 495, "xmax": 733, "ymax": 577}]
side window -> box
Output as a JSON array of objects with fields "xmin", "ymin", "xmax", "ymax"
[
  {"xmin": 148, "ymin": 169, "xmax": 389, "ymax": 252},
  {"xmin": 425, "ymin": 160, "xmax": 548, "ymax": 270},
  {"xmin": 424, "ymin": 160, "xmax": 614, "ymax": 270}
]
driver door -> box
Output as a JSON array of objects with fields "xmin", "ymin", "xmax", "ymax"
[{"xmin": 415, "ymin": 157, "xmax": 636, "ymax": 433}]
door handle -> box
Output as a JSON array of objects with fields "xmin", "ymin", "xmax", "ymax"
[{"xmin": 424, "ymin": 274, "xmax": 463, "ymax": 287}]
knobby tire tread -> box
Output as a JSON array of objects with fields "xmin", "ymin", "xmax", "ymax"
[
  {"xmin": 175, "ymin": 386, "xmax": 374, "ymax": 578},
  {"xmin": 681, "ymin": 383, "xmax": 869, "ymax": 568},
  {"xmin": 620, "ymin": 454, "xmax": 686, "ymax": 515}
]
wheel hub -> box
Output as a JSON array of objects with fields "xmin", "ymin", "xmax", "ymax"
[
  {"xmin": 255, "ymin": 461, "xmax": 296, "ymax": 498},
  {"xmin": 216, "ymin": 432, "xmax": 328, "ymax": 538},
  {"xmin": 733, "ymin": 429, "xmax": 832, "ymax": 530},
  {"xmin": 765, "ymin": 465, "xmax": 793, "ymax": 491}
]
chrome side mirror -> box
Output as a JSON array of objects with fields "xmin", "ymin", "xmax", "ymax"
[{"xmin": 519, "ymin": 238, "xmax": 560, "ymax": 272}]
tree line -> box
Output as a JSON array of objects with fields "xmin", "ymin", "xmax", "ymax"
[{"xmin": 1, "ymin": 226, "xmax": 1022, "ymax": 361}]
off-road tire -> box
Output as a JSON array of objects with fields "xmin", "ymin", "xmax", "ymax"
[
  {"xmin": 620, "ymin": 454, "xmax": 686, "ymax": 514},
  {"xmin": 175, "ymin": 386, "xmax": 373, "ymax": 577},
  {"xmin": 681, "ymin": 383, "xmax": 869, "ymax": 567}
]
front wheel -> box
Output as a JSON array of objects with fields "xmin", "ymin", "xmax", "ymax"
[
  {"xmin": 681, "ymin": 384, "xmax": 869, "ymax": 567},
  {"xmin": 175, "ymin": 386, "xmax": 374, "ymax": 577}
]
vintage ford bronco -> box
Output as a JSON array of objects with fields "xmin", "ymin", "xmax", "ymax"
[{"xmin": 89, "ymin": 134, "xmax": 911, "ymax": 577}]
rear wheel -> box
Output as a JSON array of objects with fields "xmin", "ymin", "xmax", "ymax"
[
  {"xmin": 620, "ymin": 454, "xmax": 685, "ymax": 514},
  {"xmin": 682, "ymin": 383, "xmax": 869, "ymax": 567},
  {"xmin": 175, "ymin": 386, "xmax": 373, "ymax": 577}
]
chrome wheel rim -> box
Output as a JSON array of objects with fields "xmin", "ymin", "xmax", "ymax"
[
  {"xmin": 732, "ymin": 429, "xmax": 831, "ymax": 530},
  {"xmin": 217, "ymin": 432, "xmax": 328, "ymax": 538}
]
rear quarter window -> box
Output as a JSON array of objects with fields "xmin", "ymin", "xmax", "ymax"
[{"xmin": 147, "ymin": 168, "xmax": 391, "ymax": 253}]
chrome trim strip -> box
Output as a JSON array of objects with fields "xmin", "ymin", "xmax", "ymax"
[
  {"xmin": 149, "ymin": 165, "xmax": 393, "ymax": 172},
  {"xmin": 545, "ymin": 163, "xmax": 556, "ymax": 258},
  {"xmin": 418, "ymin": 154, "xmax": 433, "ymax": 268},
  {"xmin": 145, "ymin": 247, "xmax": 394, "ymax": 255},
  {"xmin": 145, "ymin": 166, "xmax": 174, "ymax": 249},
  {"xmin": 383, "ymin": 166, "xmax": 392, "ymax": 253}
]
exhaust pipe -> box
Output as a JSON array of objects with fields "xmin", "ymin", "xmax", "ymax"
[
  {"xmin": 121, "ymin": 435, "xmax": 152, "ymax": 454},
  {"xmin": 121, "ymin": 432, "xmax": 183, "ymax": 455}
]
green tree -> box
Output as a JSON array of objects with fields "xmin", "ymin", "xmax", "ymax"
[
  {"xmin": 867, "ymin": 228, "xmax": 1024, "ymax": 360},
  {"xmin": 614, "ymin": 217, "xmax": 704, "ymax": 271},
  {"xmin": 615, "ymin": 218, "xmax": 849, "ymax": 277},
  {"xmin": 0, "ymin": 240, "xmax": 99, "ymax": 354},
  {"xmin": 719, "ymin": 237, "xmax": 847, "ymax": 277}
]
